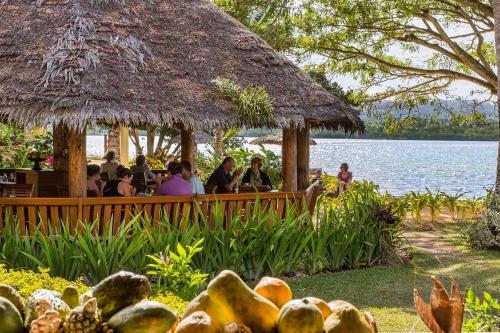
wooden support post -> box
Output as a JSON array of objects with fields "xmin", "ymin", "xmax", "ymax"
[
  {"xmin": 68, "ymin": 128, "xmax": 87, "ymax": 198},
  {"xmin": 282, "ymin": 127, "xmax": 298, "ymax": 192},
  {"xmin": 297, "ymin": 122, "xmax": 310, "ymax": 191},
  {"xmin": 107, "ymin": 124, "xmax": 120, "ymax": 156},
  {"xmin": 53, "ymin": 123, "xmax": 69, "ymax": 171},
  {"xmin": 146, "ymin": 127, "xmax": 155, "ymax": 157},
  {"xmin": 181, "ymin": 127, "xmax": 195, "ymax": 166},
  {"xmin": 119, "ymin": 124, "xmax": 129, "ymax": 166}
]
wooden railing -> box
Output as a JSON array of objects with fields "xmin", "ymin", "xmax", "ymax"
[{"xmin": 0, "ymin": 192, "xmax": 306, "ymax": 236}]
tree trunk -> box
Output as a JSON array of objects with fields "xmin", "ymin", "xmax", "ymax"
[
  {"xmin": 282, "ymin": 127, "xmax": 298, "ymax": 192},
  {"xmin": 214, "ymin": 128, "xmax": 225, "ymax": 157},
  {"xmin": 67, "ymin": 128, "xmax": 87, "ymax": 198},
  {"xmin": 493, "ymin": 0, "xmax": 500, "ymax": 194},
  {"xmin": 147, "ymin": 127, "xmax": 155, "ymax": 157},
  {"xmin": 107, "ymin": 124, "xmax": 120, "ymax": 157},
  {"xmin": 130, "ymin": 127, "xmax": 143, "ymax": 156}
]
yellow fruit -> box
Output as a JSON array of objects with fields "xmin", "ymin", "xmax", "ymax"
[
  {"xmin": 324, "ymin": 300, "xmax": 374, "ymax": 333},
  {"xmin": 305, "ymin": 297, "xmax": 332, "ymax": 319},
  {"xmin": 176, "ymin": 311, "xmax": 217, "ymax": 333},
  {"xmin": 277, "ymin": 299, "xmax": 324, "ymax": 333},
  {"xmin": 184, "ymin": 270, "xmax": 279, "ymax": 333},
  {"xmin": 254, "ymin": 277, "xmax": 293, "ymax": 309},
  {"xmin": 182, "ymin": 291, "xmax": 227, "ymax": 332},
  {"xmin": 208, "ymin": 271, "xmax": 279, "ymax": 333}
]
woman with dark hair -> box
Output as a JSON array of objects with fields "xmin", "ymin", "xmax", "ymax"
[
  {"xmin": 103, "ymin": 165, "xmax": 136, "ymax": 197},
  {"xmin": 131, "ymin": 154, "xmax": 156, "ymax": 182},
  {"xmin": 241, "ymin": 156, "xmax": 272, "ymax": 188},
  {"xmin": 87, "ymin": 164, "xmax": 104, "ymax": 197},
  {"xmin": 101, "ymin": 151, "xmax": 119, "ymax": 180},
  {"xmin": 337, "ymin": 162, "xmax": 352, "ymax": 193}
]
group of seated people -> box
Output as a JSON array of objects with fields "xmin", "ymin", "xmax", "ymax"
[
  {"xmin": 87, "ymin": 151, "xmax": 273, "ymax": 197},
  {"xmin": 88, "ymin": 150, "xmax": 354, "ymax": 197}
]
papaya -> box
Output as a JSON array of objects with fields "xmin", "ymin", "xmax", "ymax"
[
  {"xmin": 207, "ymin": 270, "xmax": 279, "ymax": 333},
  {"xmin": 305, "ymin": 297, "xmax": 332, "ymax": 319},
  {"xmin": 107, "ymin": 300, "xmax": 177, "ymax": 333},
  {"xmin": 324, "ymin": 300, "xmax": 374, "ymax": 333},
  {"xmin": 176, "ymin": 311, "xmax": 218, "ymax": 333},
  {"xmin": 254, "ymin": 277, "xmax": 293, "ymax": 309},
  {"xmin": 277, "ymin": 299, "xmax": 324, "ymax": 333},
  {"xmin": 92, "ymin": 271, "xmax": 151, "ymax": 321},
  {"xmin": 0, "ymin": 284, "xmax": 24, "ymax": 316},
  {"xmin": 0, "ymin": 296, "xmax": 24, "ymax": 333},
  {"xmin": 182, "ymin": 291, "xmax": 227, "ymax": 331},
  {"xmin": 225, "ymin": 322, "xmax": 253, "ymax": 332}
]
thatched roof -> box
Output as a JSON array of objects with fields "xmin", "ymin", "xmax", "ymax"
[
  {"xmin": 250, "ymin": 134, "xmax": 317, "ymax": 146},
  {"xmin": 0, "ymin": 0, "xmax": 364, "ymax": 132}
]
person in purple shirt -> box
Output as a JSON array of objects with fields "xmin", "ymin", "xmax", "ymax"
[{"xmin": 156, "ymin": 162, "xmax": 193, "ymax": 196}]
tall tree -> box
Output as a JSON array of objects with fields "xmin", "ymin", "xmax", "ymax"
[
  {"xmin": 492, "ymin": 0, "xmax": 500, "ymax": 194},
  {"xmin": 217, "ymin": 0, "xmax": 500, "ymax": 193}
]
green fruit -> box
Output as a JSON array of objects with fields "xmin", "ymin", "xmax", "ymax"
[
  {"xmin": 277, "ymin": 299, "xmax": 324, "ymax": 333},
  {"xmin": 0, "ymin": 296, "xmax": 24, "ymax": 333},
  {"xmin": 61, "ymin": 285, "xmax": 80, "ymax": 308},
  {"xmin": 107, "ymin": 300, "xmax": 177, "ymax": 333},
  {"xmin": 92, "ymin": 271, "xmax": 151, "ymax": 321},
  {"xmin": 0, "ymin": 284, "xmax": 24, "ymax": 316}
]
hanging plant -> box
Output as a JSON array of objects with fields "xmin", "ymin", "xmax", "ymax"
[{"xmin": 212, "ymin": 77, "xmax": 274, "ymax": 126}]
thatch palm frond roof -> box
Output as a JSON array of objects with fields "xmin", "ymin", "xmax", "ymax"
[{"xmin": 0, "ymin": 0, "xmax": 364, "ymax": 132}]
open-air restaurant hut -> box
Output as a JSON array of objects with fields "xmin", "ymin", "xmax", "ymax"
[{"xmin": 0, "ymin": 0, "xmax": 363, "ymax": 198}]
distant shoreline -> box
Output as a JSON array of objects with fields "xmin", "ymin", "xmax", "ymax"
[{"xmin": 85, "ymin": 132, "xmax": 498, "ymax": 142}]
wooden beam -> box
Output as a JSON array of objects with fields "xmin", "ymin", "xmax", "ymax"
[
  {"xmin": 282, "ymin": 127, "xmax": 298, "ymax": 192},
  {"xmin": 52, "ymin": 123, "xmax": 69, "ymax": 171},
  {"xmin": 119, "ymin": 124, "xmax": 129, "ymax": 166},
  {"xmin": 68, "ymin": 128, "xmax": 87, "ymax": 198},
  {"xmin": 297, "ymin": 122, "xmax": 310, "ymax": 191},
  {"xmin": 181, "ymin": 127, "xmax": 195, "ymax": 166}
]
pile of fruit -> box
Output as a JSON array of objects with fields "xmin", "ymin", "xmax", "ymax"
[{"xmin": 0, "ymin": 270, "xmax": 377, "ymax": 333}]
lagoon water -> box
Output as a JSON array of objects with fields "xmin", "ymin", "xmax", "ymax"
[{"xmin": 87, "ymin": 136, "xmax": 497, "ymax": 197}]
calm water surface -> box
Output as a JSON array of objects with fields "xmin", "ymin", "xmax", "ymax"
[{"xmin": 87, "ymin": 136, "xmax": 497, "ymax": 197}]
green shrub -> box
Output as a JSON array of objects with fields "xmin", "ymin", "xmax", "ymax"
[
  {"xmin": 460, "ymin": 193, "xmax": 500, "ymax": 250},
  {"xmin": 147, "ymin": 239, "xmax": 208, "ymax": 300},
  {"xmin": 150, "ymin": 293, "xmax": 189, "ymax": 315},
  {"xmin": 464, "ymin": 289, "xmax": 500, "ymax": 332},
  {"xmin": 460, "ymin": 216, "xmax": 500, "ymax": 250},
  {"xmin": 0, "ymin": 264, "xmax": 88, "ymax": 300},
  {"xmin": 0, "ymin": 189, "xmax": 401, "ymax": 282}
]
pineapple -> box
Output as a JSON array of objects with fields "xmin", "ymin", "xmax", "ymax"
[{"xmin": 63, "ymin": 298, "xmax": 100, "ymax": 333}]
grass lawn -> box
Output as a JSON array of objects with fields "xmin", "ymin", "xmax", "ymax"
[{"xmin": 285, "ymin": 223, "xmax": 500, "ymax": 332}]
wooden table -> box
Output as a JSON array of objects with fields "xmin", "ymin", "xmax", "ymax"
[{"xmin": 239, "ymin": 185, "xmax": 272, "ymax": 193}]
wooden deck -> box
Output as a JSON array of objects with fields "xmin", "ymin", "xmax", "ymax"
[{"xmin": 0, "ymin": 192, "xmax": 306, "ymax": 235}]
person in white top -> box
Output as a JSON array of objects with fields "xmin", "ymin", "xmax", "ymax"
[{"xmin": 180, "ymin": 160, "xmax": 205, "ymax": 195}]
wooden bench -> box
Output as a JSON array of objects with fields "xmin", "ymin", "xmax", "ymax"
[{"xmin": 0, "ymin": 192, "xmax": 307, "ymax": 236}]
